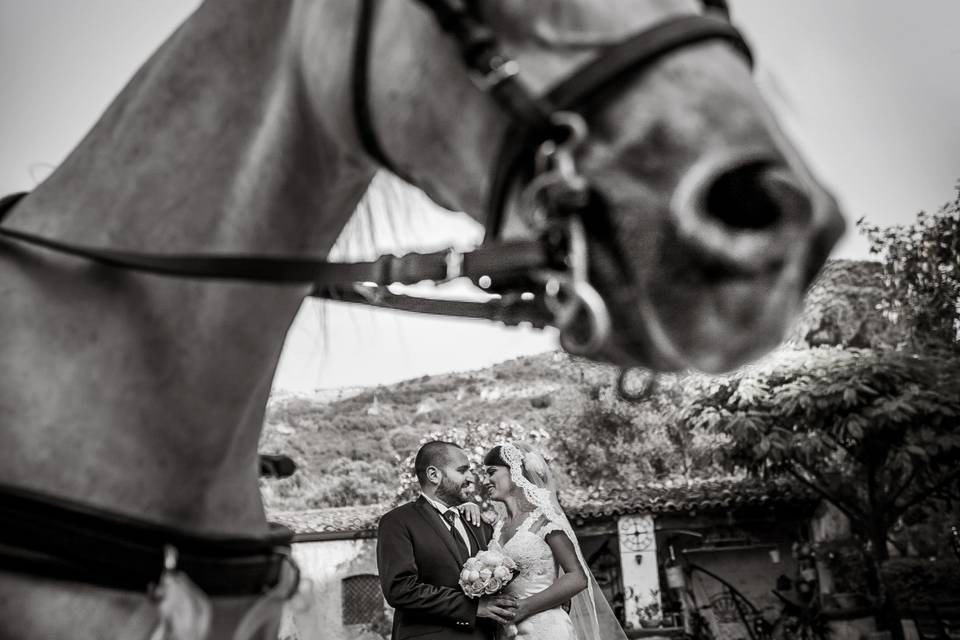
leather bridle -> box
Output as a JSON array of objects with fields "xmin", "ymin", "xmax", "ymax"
[{"xmin": 0, "ymin": 0, "xmax": 751, "ymax": 358}]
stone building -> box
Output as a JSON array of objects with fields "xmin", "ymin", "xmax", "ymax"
[{"xmin": 270, "ymin": 478, "xmax": 818, "ymax": 640}]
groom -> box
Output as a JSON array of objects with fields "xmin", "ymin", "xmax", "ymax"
[{"xmin": 377, "ymin": 441, "xmax": 517, "ymax": 639}]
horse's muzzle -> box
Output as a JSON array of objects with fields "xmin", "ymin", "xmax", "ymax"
[{"xmin": 622, "ymin": 148, "xmax": 846, "ymax": 373}]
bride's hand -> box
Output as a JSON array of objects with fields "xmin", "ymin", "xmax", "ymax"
[
  {"xmin": 456, "ymin": 502, "xmax": 481, "ymax": 526},
  {"xmin": 512, "ymin": 598, "xmax": 533, "ymax": 624}
]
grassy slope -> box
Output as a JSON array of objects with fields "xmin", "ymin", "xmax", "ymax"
[{"xmin": 259, "ymin": 352, "xmax": 621, "ymax": 511}]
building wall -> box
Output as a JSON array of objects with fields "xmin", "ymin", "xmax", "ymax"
[
  {"xmin": 655, "ymin": 513, "xmax": 808, "ymax": 639},
  {"xmin": 280, "ymin": 538, "xmax": 383, "ymax": 640},
  {"xmin": 617, "ymin": 514, "xmax": 661, "ymax": 629},
  {"xmin": 686, "ymin": 542, "xmax": 797, "ymax": 640}
]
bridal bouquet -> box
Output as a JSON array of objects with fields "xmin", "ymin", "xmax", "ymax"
[{"xmin": 458, "ymin": 549, "xmax": 517, "ymax": 598}]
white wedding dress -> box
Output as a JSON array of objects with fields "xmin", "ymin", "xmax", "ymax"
[{"xmin": 489, "ymin": 510, "xmax": 576, "ymax": 640}]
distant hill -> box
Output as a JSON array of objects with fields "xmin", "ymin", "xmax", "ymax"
[
  {"xmin": 259, "ymin": 259, "xmax": 897, "ymax": 512},
  {"xmin": 259, "ymin": 351, "xmax": 623, "ymax": 511}
]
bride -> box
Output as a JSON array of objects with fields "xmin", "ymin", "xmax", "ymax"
[{"xmin": 478, "ymin": 442, "xmax": 628, "ymax": 640}]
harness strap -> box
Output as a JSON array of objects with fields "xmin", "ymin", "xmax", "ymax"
[
  {"xmin": 352, "ymin": 0, "xmax": 407, "ymax": 178},
  {"xmin": 0, "ymin": 192, "xmax": 555, "ymax": 289},
  {"xmin": 414, "ymin": 0, "xmax": 554, "ymax": 130},
  {"xmin": 0, "ymin": 483, "xmax": 293, "ymax": 596},
  {"xmin": 316, "ymin": 285, "xmax": 554, "ymax": 327}
]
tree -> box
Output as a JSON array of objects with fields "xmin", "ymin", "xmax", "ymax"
[
  {"xmin": 857, "ymin": 185, "xmax": 960, "ymax": 350},
  {"xmin": 789, "ymin": 260, "xmax": 903, "ymax": 349},
  {"xmin": 553, "ymin": 381, "xmax": 731, "ymax": 486},
  {"xmin": 682, "ymin": 347, "xmax": 960, "ymax": 640}
]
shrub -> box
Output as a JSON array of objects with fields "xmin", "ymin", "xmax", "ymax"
[{"xmin": 881, "ymin": 558, "xmax": 960, "ymax": 607}]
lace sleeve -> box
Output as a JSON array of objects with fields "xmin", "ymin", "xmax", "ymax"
[{"xmin": 535, "ymin": 518, "xmax": 567, "ymax": 540}]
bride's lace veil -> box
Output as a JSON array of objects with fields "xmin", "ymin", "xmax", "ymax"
[{"xmin": 497, "ymin": 442, "xmax": 628, "ymax": 640}]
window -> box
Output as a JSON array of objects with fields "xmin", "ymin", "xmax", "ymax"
[{"xmin": 342, "ymin": 574, "xmax": 384, "ymax": 626}]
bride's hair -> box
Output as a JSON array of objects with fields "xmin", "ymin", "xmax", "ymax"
[{"xmin": 483, "ymin": 443, "xmax": 551, "ymax": 488}]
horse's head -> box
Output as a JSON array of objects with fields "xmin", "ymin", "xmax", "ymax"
[{"xmin": 328, "ymin": 0, "xmax": 845, "ymax": 373}]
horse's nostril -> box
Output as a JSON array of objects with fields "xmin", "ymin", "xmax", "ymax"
[
  {"xmin": 672, "ymin": 154, "xmax": 815, "ymax": 274},
  {"xmin": 704, "ymin": 161, "xmax": 809, "ymax": 231}
]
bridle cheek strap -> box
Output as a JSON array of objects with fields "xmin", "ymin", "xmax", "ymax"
[
  {"xmin": 352, "ymin": 0, "xmax": 405, "ymax": 179},
  {"xmin": 484, "ymin": 12, "xmax": 753, "ymax": 237}
]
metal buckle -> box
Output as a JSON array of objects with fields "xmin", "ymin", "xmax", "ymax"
[
  {"xmin": 445, "ymin": 249, "xmax": 464, "ymax": 281},
  {"xmin": 519, "ymin": 112, "xmax": 591, "ymax": 229},
  {"xmin": 163, "ymin": 545, "xmax": 178, "ymax": 572},
  {"xmin": 472, "ymin": 56, "xmax": 520, "ymax": 91},
  {"xmin": 534, "ymin": 218, "xmax": 611, "ymax": 356},
  {"xmin": 538, "ymin": 273, "xmax": 611, "ymax": 356}
]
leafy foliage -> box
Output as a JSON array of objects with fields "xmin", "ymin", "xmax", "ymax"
[
  {"xmin": 553, "ymin": 383, "xmax": 732, "ymax": 487},
  {"xmin": 857, "ymin": 186, "xmax": 960, "ymax": 349},
  {"xmin": 260, "ymin": 351, "xmax": 737, "ymax": 512},
  {"xmin": 790, "ymin": 260, "xmax": 902, "ymax": 349},
  {"xmin": 880, "ymin": 558, "xmax": 960, "ymax": 607},
  {"xmin": 682, "ymin": 346, "xmax": 960, "ymax": 634},
  {"xmin": 684, "ymin": 348, "xmax": 960, "ymax": 528}
]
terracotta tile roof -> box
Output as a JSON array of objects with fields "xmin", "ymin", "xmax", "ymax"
[
  {"xmin": 269, "ymin": 477, "xmax": 814, "ymax": 539},
  {"xmin": 561, "ymin": 476, "xmax": 815, "ymax": 524},
  {"xmin": 270, "ymin": 504, "xmax": 384, "ymax": 540}
]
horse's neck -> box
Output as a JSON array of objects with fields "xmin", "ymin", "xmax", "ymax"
[
  {"xmin": 0, "ymin": 0, "xmax": 372, "ymax": 533},
  {"xmin": 17, "ymin": 0, "xmax": 367, "ymax": 252}
]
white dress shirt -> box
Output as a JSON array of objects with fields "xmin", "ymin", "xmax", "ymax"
[{"xmin": 421, "ymin": 492, "xmax": 473, "ymax": 555}]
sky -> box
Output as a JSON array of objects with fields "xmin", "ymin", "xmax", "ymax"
[{"xmin": 1, "ymin": 1, "xmax": 958, "ymax": 392}]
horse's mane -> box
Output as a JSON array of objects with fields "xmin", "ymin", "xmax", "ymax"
[
  {"xmin": 331, "ymin": 172, "xmax": 479, "ymax": 262},
  {"xmin": 313, "ymin": 171, "xmax": 483, "ymax": 351}
]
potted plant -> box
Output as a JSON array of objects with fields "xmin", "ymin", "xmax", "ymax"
[{"xmin": 637, "ymin": 589, "xmax": 663, "ymax": 629}]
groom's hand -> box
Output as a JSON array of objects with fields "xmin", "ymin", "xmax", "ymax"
[{"xmin": 477, "ymin": 595, "xmax": 517, "ymax": 624}]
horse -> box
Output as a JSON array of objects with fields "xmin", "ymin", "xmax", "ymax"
[{"xmin": 0, "ymin": 0, "xmax": 843, "ymax": 637}]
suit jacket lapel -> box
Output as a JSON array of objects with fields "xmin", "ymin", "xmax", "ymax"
[{"xmin": 414, "ymin": 496, "xmax": 467, "ymax": 566}]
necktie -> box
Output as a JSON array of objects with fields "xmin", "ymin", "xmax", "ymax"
[{"xmin": 442, "ymin": 510, "xmax": 470, "ymax": 556}]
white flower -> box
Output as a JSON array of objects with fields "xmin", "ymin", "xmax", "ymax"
[
  {"xmin": 492, "ymin": 566, "xmax": 511, "ymax": 580},
  {"xmin": 484, "ymin": 577, "xmax": 503, "ymax": 594},
  {"xmin": 467, "ymin": 570, "xmax": 481, "ymax": 583},
  {"xmin": 463, "ymin": 583, "xmax": 484, "ymax": 598},
  {"xmin": 478, "ymin": 568, "xmax": 492, "ymax": 580},
  {"xmin": 460, "ymin": 569, "xmax": 472, "ymax": 583}
]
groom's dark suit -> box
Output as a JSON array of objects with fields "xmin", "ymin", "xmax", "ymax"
[{"xmin": 377, "ymin": 496, "xmax": 495, "ymax": 640}]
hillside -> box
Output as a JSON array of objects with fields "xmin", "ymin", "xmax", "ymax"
[
  {"xmin": 259, "ymin": 351, "xmax": 623, "ymax": 511},
  {"xmin": 259, "ymin": 259, "xmax": 897, "ymax": 512}
]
